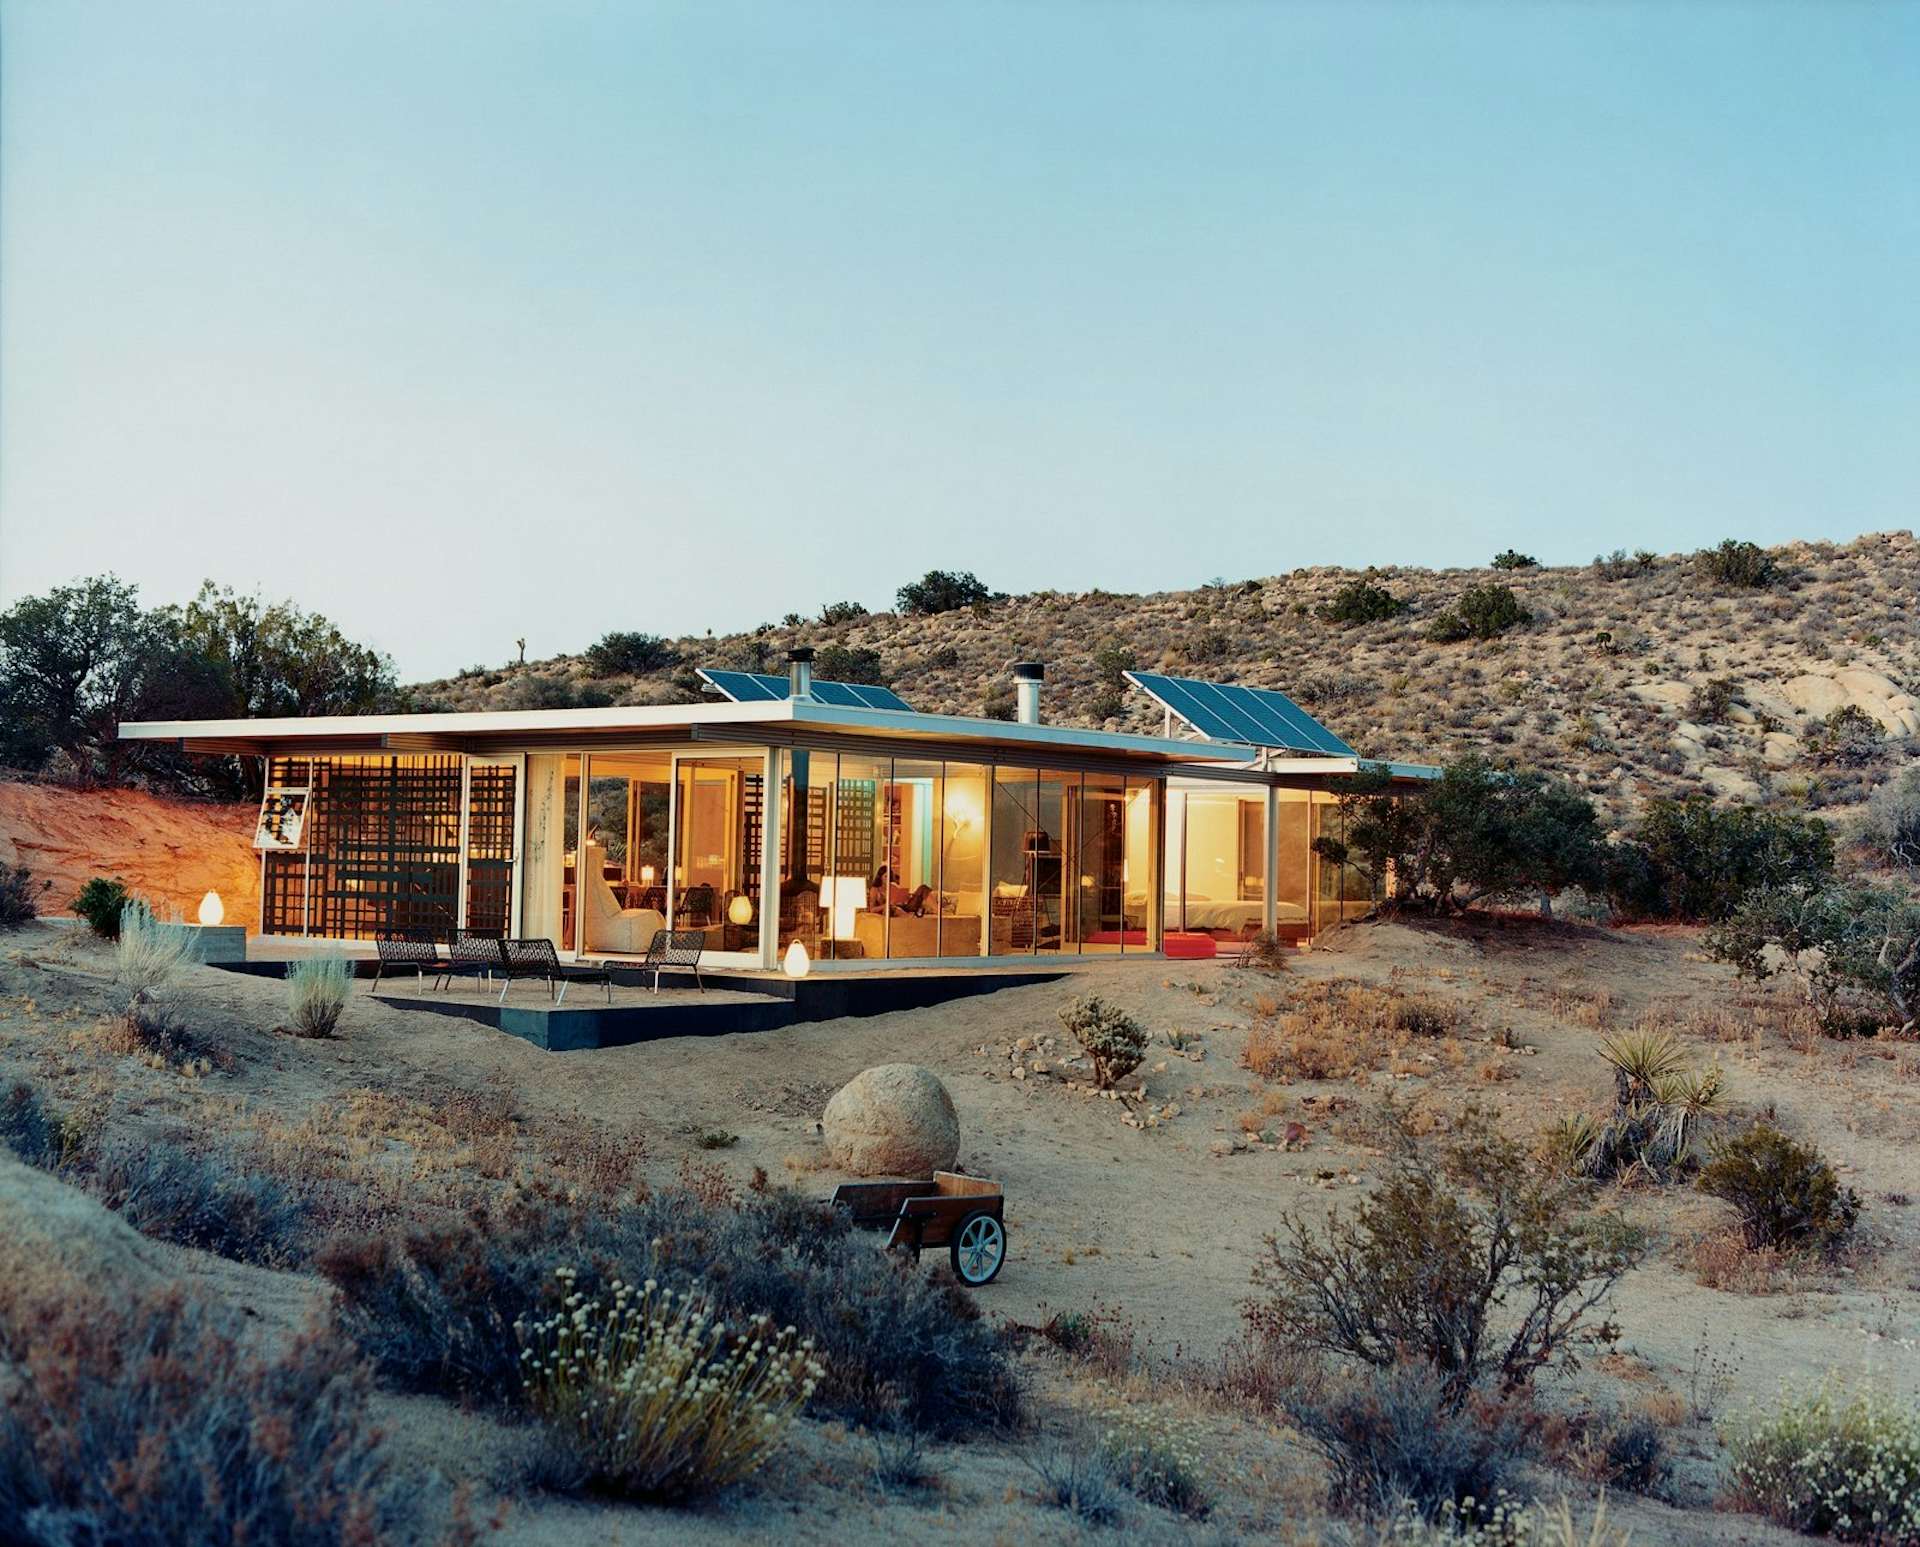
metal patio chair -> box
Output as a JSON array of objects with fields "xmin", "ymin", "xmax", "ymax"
[
  {"xmin": 641, "ymin": 928, "xmax": 706, "ymax": 993},
  {"xmin": 371, "ymin": 932, "xmax": 443, "ymax": 994},
  {"xmin": 435, "ymin": 931, "xmax": 501, "ymax": 993}
]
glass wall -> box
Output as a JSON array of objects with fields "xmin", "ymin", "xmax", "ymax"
[
  {"xmin": 824, "ymin": 754, "xmax": 887, "ymax": 960},
  {"xmin": 1125, "ymin": 779, "xmax": 1161, "ymax": 947},
  {"xmin": 776, "ymin": 750, "xmax": 827, "ymax": 959},
  {"xmin": 883, "ymin": 759, "xmax": 945, "ymax": 959},
  {"xmin": 579, "ymin": 752, "xmax": 672, "ymax": 956},
  {"xmin": 1311, "ymin": 793, "xmax": 1379, "ymax": 928},
  {"xmin": 672, "ymin": 756, "xmax": 764, "ymax": 950},
  {"xmin": 1165, "ymin": 784, "xmax": 1269, "ymax": 947},
  {"xmin": 938, "ymin": 763, "xmax": 988, "ymax": 958},
  {"xmin": 1275, "ymin": 790, "xmax": 1312, "ymax": 937},
  {"xmin": 1077, "ymin": 774, "xmax": 1129, "ymax": 952}
]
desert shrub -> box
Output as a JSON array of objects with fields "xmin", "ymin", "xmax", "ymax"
[
  {"xmin": 1429, "ymin": 585, "xmax": 1528, "ymax": 643},
  {"xmin": 1687, "ymin": 677, "xmax": 1742, "ymax": 725},
  {"xmin": 1807, "ymin": 704, "xmax": 1884, "ymax": 768},
  {"xmin": 896, "ymin": 570, "xmax": 1001, "ymax": 615},
  {"xmin": 1246, "ymin": 1111, "xmax": 1643, "ymax": 1403},
  {"xmin": 287, "ymin": 955, "xmax": 354, "ymax": 1037},
  {"xmin": 924, "ymin": 644, "xmax": 960, "ymax": 670},
  {"xmin": 1233, "ymin": 929, "xmax": 1291, "ymax": 971},
  {"xmin": 517, "ymin": 1270, "xmax": 821, "ymax": 1501},
  {"xmin": 1280, "ymin": 1358, "xmax": 1529, "ymax": 1519},
  {"xmin": 819, "ymin": 599, "xmax": 867, "ymax": 626},
  {"xmin": 813, "ymin": 642, "xmax": 888, "ymax": 686},
  {"xmin": 0, "ymin": 865, "xmax": 49, "ymax": 931},
  {"xmin": 88, "ymin": 1136, "xmax": 310, "ymax": 1266},
  {"xmin": 1709, "ymin": 882, "xmax": 1920, "ymax": 1033},
  {"xmin": 1320, "ymin": 580, "xmax": 1411, "ymax": 626},
  {"xmin": 69, "ymin": 876, "xmax": 130, "ymax": 939},
  {"xmin": 1058, "ymin": 995, "xmax": 1149, "ymax": 1088},
  {"xmin": 1592, "ymin": 548, "xmax": 1658, "ymax": 580},
  {"xmin": 1725, "ymin": 1381, "xmax": 1920, "ymax": 1543},
  {"xmin": 0, "ymin": 1083, "xmax": 81, "ymax": 1171},
  {"xmin": 0, "ymin": 1289, "xmax": 414, "ymax": 1545},
  {"xmin": 1598, "ymin": 1411, "xmax": 1669, "ymax": 1493},
  {"xmin": 1026, "ymin": 1432, "xmax": 1126, "ymax": 1524},
  {"xmin": 1186, "ymin": 628, "xmax": 1231, "ymax": 664},
  {"xmin": 1608, "ymin": 796, "xmax": 1834, "ymax": 921},
  {"xmin": 1695, "ymin": 537, "xmax": 1779, "ymax": 588},
  {"xmin": 1098, "ymin": 1407, "xmax": 1211, "ymax": 1517},
  {"xmin": 319, "ymin": 1182, "xmax": 1015, "ymax": 1434},
  {"xmin": 1548, "ymin": 1029, "xmax": 1723, "ymax": 1181},
  {"xmin": 1696, "ymin": 1124, "xmax": 1860, "ymax": 1255},
  {"xmin": 582, "ymin": 630, "xmax": 678, "ymax": 676},
  {"xmin": 1864, "ymin": 768, "xmax": 1920, "ymax": 873},
  {"xmin": 114, "ymin": 898, "xmax": 190, "ymax": 1006},
  {"xmin": 1490, "ymin": 549, "xmax": 1538, "ymax": 570}
]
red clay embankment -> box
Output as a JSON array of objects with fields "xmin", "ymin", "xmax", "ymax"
[{"xmin": 0, "ymin": 779, "xmax": 258, "ymax": 923}]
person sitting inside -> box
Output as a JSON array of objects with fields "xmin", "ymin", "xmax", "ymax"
[{"xmin": 870, "ymin": 865, "xmax": 933, "ymax": 916}]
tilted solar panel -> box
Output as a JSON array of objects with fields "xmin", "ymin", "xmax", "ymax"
[
  {"xmin": 1124, "ymin": 672, "xmax": 1355, "ymax": 756},
  {"xmin": 697, "ymin": 668, "xmax": 913, "ymax": 711}
]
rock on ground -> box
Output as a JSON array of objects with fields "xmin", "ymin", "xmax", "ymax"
[{"xmin": 821, "ymin": 1063, "xmax": 960, "ymax": 1176}]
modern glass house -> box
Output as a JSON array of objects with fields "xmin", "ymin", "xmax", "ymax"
[{"xmin": 117, "ymin": 653, "xmax": 1435, "ymax": 971}]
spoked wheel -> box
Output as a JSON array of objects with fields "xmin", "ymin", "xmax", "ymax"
[{"xmin": 950, "ymin": 1211, "xmax": 1007, "ymax": 1287}]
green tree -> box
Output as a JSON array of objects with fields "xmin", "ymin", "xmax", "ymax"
[
  {"xmin": 1608, "ymin": 797, "xmax": 1833, "ymax": 921},
  {"xmin": 895, "ymin": 570, "xmax": 1002, "ymax": 615},
  {"xmin": 0, "ymin": 577, "xmax": 174, "ymax": 783},
  {"xmin": 172, "ymin": 583, "xmax": 397, "ymax": 719},
  {"xmin": 1708, "ymin": 882, "xmax": 1920, "ymax": 1034},
  {"xmin": 813, "ymin": 644, "xmax": 888, "ymax": 686},
  {"xmin": 1318, "ymin": 756, "xmax": 1607, "ymax": 916}
]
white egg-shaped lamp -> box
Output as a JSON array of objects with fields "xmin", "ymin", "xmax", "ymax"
[
  {"xmin": 728, "ymin": 893, "xmax": 755, "ymax": 926},
  {"xmin": 782, "ymin": 940, "xmax": 810, "ymax": 978},
  {"xmin": 198, "ymin": 890, "xmax": 225, "ymax": 927}
]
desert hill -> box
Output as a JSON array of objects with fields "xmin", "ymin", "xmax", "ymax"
[{"xmin": 415, "ymin": 530, "xmax": 1920, "ymax": 821}]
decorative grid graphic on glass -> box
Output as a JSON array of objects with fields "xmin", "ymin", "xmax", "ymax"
[
  {"xmin": 697, "ymin": 668, "xmax": 913, "ymax": 711},
  {"xmin": 1123, "ymin": 672, "xmax": 1356, "ymax": 757}
]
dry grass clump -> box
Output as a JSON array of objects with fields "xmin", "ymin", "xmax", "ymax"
[
  {"xmin": 1242, "ymin": 980, "xmax": 1470, "ymax": 1083},
  {"xmin": 0, "ymin": 1287, "xmax": 417, "ymax": 1544},
  {"xmin": 1686, "ymin": 1228, "xmax": 1792, "ymax": 1294},
  {"xmin": 286, "ymin": 955, "xmax": 353, "ymax": 1038},
  {"xmin": 517, "ymin": 1270, "xmax": 822, "ymax": 1501}
]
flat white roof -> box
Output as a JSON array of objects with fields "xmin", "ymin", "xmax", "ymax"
[{"xmin": 118, "ymin": 695, "xmax": 1263, "ymax": 765}]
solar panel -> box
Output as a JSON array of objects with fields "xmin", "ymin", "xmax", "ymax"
[
  {"xmin": 697, "ymin": 669, "xmax": 913, "ymax": 712},
  {"xmin": 1124, "ymin": 672, "xmax": 1355, "ymax": 756}
]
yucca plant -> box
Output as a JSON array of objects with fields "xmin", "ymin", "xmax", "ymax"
[
  {"xmin": 1598, "ymin": 1029, "xmax": 1688, "ymax": 1102},
  {"xmin": 516, "ymin": 1269, "xmax": 823, "ymax": 1500},
  {"xmin": 286, "ymin": 956, "xmax": 354, "ymax": 1038},
  {"xmin": 1561, "ymin": 1026, "xmax": 1725, "ymax": 1182}
]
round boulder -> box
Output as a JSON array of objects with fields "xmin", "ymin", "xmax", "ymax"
[{"xmin": 822, "ymin": 1063, "xmax": 960, "ymax": 1176}]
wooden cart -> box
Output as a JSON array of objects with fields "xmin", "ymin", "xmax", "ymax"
[{"xmin": 829, "ymin": 1171, "xmax": 1008, "ymax": 1287}]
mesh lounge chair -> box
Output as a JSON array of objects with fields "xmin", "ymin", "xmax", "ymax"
[
  {"xmin": 641, "ymin": 928, "xmax": 706, "ymax": 993},
  {"xmin": 372, "ymin": 932, "xmax": 443, "ymax": 994},
  {"xmin": 499, "ymin": 938, "xmax": 614, "ymax": 1006},
  {"xmin": 435, "ymin": 932, "xmax": 501, "ymax": 993}
]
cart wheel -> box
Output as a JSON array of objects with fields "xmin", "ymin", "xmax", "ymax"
[{"xmin": 950, "ymin": 1211, "xmax": 1006, "ymax": 1287}]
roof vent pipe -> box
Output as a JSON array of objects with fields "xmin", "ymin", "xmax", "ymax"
[
  {"xmin": 1011, "ymin": 662, "xmax": 1044, "ymax": 725},
  {"xmin": 788, "ymin": 647, "xmax": 815, "ymax": 702}
]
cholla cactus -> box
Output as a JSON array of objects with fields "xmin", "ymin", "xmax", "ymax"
[
  {"xmin": 516, "ymin": 1269, "xmax": 824, "ymax": 1500},
  {"xmin": 1058, "ymin": 995, "xmax": 1149, "ymax": 1089}
]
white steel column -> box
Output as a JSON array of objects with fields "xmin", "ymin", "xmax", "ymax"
[
  {"xmin": 1264, "ymin": 783, "xmax": 1279, "ymax": 937},
  {"xmin": 758, "ymin": 749, "xmax": 782, "ymax": 969}
]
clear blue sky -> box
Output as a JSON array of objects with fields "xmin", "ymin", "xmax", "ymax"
[{"xmin": 2, "ymin": 2, "xmax": 1915, "ymax": 679}]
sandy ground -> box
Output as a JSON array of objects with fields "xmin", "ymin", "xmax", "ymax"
[{"xmin": 3, "ymin": 911, "xmax": 1913, "ymax": 1543}]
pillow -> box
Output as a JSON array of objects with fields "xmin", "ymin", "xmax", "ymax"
[{"xmin": 993, "ymin": 882, "xmax": 1029, "ymax": 899}]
